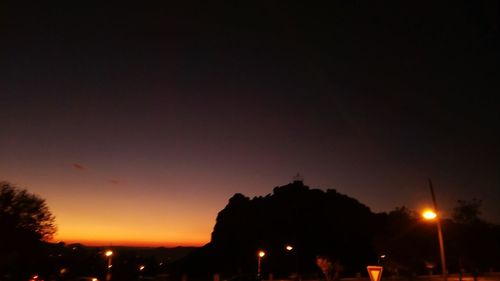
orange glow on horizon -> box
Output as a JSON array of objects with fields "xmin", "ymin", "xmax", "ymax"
[
  {"xmin": 53, "ymin": 215, "xmax": 211, "ymax": 247},
  {"xmin": 54, "ymin": 229, "xmax": 209, "ymax": 246},
  {"xmin": 43, "ymin": 181, "xmax": 217, "ymax": 248},
  {"xmin": 54, "ymin": 232, "xmax": 209, "ymax": 247},
  {"xmin": 56, "ymin": 238, "xmax": 207, "ymax": 247}
]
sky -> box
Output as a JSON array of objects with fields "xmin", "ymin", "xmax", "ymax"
[{"xmin": 1, "ymin": 3, "xmax": 499, "ymax": 246}]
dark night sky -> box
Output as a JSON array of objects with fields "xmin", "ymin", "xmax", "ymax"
[{"xmin": 1, "ymin": 2, "xmax": 499, "ymax": 245}]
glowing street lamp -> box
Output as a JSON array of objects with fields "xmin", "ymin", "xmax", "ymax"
[
  {"xmin": 257, "ymin": 250, "xmax": 266, "ymax": 280},
  {"xmin": 285, "ymin": 244, "xmax": 299, "ymax": 279},
  {"xmin": 378, "ymin": 254, "xmax": 386, "ymax": 265},
  {"xmin": 105, "ymin": 250, "xmax": 113, "ymax": 268},
  {"xmin": 424, "ymin": 179, "xmax": 448, "ymax": 281},
  {"xmin": 423, "ymin": 209, "xmax": 446, "ymax": 280},
  {"xmin": 423, "ymin": 210, "xmax": 437, "ymax": 220},
  {"xmin": 105, "ymin": 250, "xmax": 113, "ymax": 281}
]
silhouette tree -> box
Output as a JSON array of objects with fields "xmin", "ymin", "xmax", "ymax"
[
  {"xmin": 372, "ymin": 206, "xmax": 437, "ymax": 277},
  {"xmin": 446, "ymin": 198, "xmax": 500, "ymax": 273},
  {"xmin": 452, "ymin": 199, "xmax": 483, "ymax": 225},
  {"xmin": 0, "ymin": 181, "xmax": 56, "ymax": 240},
  {"xmin": 316, "ymin": 255, "xmax": 341, "ymax": 281},
  {"xmin": 0, "ymin": 181, "xmax": 57, "ymax": 279}
]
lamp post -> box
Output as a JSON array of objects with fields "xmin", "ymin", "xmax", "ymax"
[
  {"xmin": 285, "ymin": 244, "xmax": 299, "ymax": 280},
  {"xmin": 378, "ymin": 254, "xmax": 386, "ymax": 266},
  {"xmin": 139, "ymin": 265, "xmax": 145, "ymax": 279},
  {"xmin": 257, "ymin": 250, "xmax": 266, "ymax": 280},
  {"xmin": 424, "ymin": 179, "xmax": 447, "ymax": 281},
  {"xmin": 105, "ymin": 250, "xmax": 113, "ymax": 281}
]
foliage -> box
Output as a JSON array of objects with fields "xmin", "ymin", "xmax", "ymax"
[
  {"xmin": 372, "ymin": 206, "xmax": 436, "ymax": 276},
  {"xmin": 316, "ymin": 256, "xmax": 341, "ymax": 281},
  {"xmin": 0, "ymin": 181, "xmax": 56, "ymax": 241},
  {"xmin": 446, "ymin": 198, "xmax": 500, "ymax": 272},
  {"xmin": 452, "ymin": 198, "xmax": 483, "ymax": 225},
  {"xmin": 0, "ymin": 182, "xmax": 57, "ymax": 279}
]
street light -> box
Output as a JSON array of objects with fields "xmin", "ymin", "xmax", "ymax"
[
  {"xmin": 423, "ymin": 210, "xmax": 437, "ymax": 220},
  {"xmin": 285, "ymin": 244, "xmax": 299, "ymax": 279},
  {"xmin": 105, "ymin": 250, "xmax": 113, "ymax": 281},
  {"xmin": 422, "ymin": 209, "xmax": 447, "ymax": 280},
  {"xmin": 257, "ymin": 250, "xmax": 266, "ymax": 280},
  {"xmin": 378, "ymin": 254, "xmax": 386, "ymax": 266},
  {"xmin": 425, "ymin": 180, "xmax": 448, "ymax": 281}
]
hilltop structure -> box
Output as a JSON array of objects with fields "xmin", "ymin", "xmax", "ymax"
[{"xmin": 175, "ymin": 180, "xmax": 377, "ymax": 279}]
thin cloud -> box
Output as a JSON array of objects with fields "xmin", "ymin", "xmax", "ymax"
[
  {"xmin": 108, "ymin": 179, "xmax": 120, "ymax": 185},
  {"xmin": 71, "ymin": 163, "xmax": 86, "ymax": 171}
]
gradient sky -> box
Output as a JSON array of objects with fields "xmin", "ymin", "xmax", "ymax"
[{"xmin": 1, "ymin": 3, "xmax": 499, "ymax": 246}]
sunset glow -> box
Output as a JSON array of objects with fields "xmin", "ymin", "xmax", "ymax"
[
  {"xmin": 48, "ymin": 185, "xmax": 215, "ymax": 246},
  {"xmin": 2, "ymin": 2, "xmax": 499, "ymax": 250}
]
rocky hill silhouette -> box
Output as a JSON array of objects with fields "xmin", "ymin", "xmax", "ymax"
[{"xmin": 173, "ymin": 180, "xmax": 378, "ymax": 279}]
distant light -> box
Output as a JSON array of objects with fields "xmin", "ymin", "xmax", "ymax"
[
  {"xmin": 105, "ymin": 250, "xmax": 113, "ymax": 257},
  {"xmin": 423, "ymin": 210, "xmax": 437, "ymax": 220},
  {"xmin": 92, "ymin": 279, "xmax": 98, "ymax": 281},
  {"xmin": 258, "ymin": 250, "xmax": 266, "ymax": 258},
  {"xmin": 380, "ymin": 254, "xmax": 386, "ymax": 258},
  {"xmin": 139, "ymin": 265, "xmax": 145, "ymax": 271},
  {"xmin": 285, "ymin": 245, "xmax": 293, "ymax": 251}
]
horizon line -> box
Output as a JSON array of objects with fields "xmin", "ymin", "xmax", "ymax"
[{"xmin": 53, "ymin": 239, "xmax": 207, "ymax": 248}]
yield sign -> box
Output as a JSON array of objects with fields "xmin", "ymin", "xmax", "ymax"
[{"xmin": 367, "ymin": 266, "xmax": 383, "ymax": 281}]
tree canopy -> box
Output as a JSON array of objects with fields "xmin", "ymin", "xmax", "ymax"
[
  {"xmin": 452, "ymin": 198, "xmax": 483, "ymax": 225},
  {"xmin": 0, "ymin": 181, "xmax": 56, "ymax": 241},
  {"xmin": 1, "ymin": 182, "xmax": 57, "ymax": 279}
]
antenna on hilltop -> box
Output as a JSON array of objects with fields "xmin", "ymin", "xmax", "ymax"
[{"xmin": 293, "ymin": 173, "xmax": 304, "ymax": 184}]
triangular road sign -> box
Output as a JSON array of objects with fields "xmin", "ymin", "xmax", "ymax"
[{"xmin": 367, "ymin": 266, "xmax": 383, "ymax": 281}]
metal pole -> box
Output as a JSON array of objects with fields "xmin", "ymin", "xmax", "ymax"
[
  {"xmin": 257, "ymin": 256, "xmax": 262, "ymax": 280},
  {"xmin": 295, "ymin": 249, "xmax": 300, "ymax": 281},
  {"xmin": 429, "ymin": 179, "xmax": 447, "ymax": 281},
  {"xmin": 106, "ymin": 254, "xmax": 112, "ymax": 281}
]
